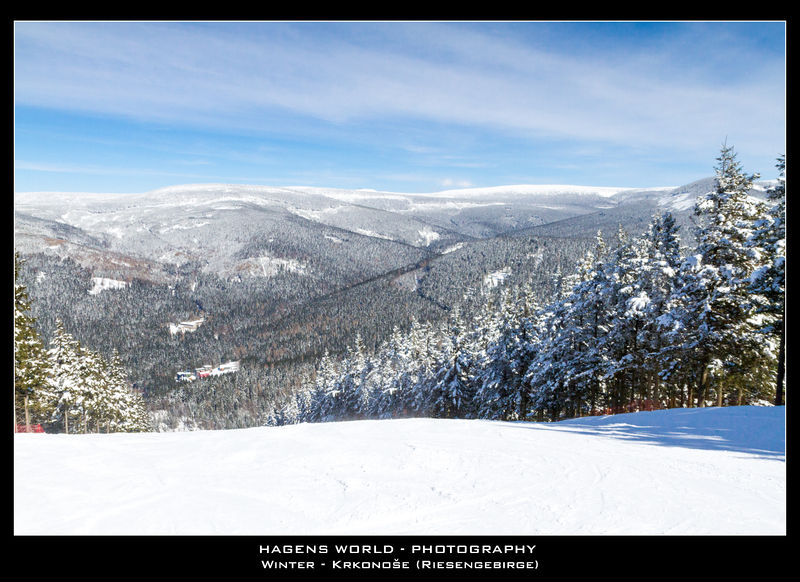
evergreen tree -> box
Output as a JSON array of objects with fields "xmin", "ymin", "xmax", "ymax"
[
  {"xmin": 407, "ymin": 318, "xmax": 438, "ymax": 416},
  {"xmin": 428, "ymin": 307, "xmax": 475, "ymax": 418},
  {"xmin": 600, "ymin": 226, "xmax": 655, "ymax": 409},
  {"xmin": 322, "ymin": 335, "xmax": 370, "ymax": 421},
  {"xmin": 475, "ymin": 289, "xmax": 520, "ymax": 420},
  {"xmin": 306, "ymin": 350, "xmax": 338, "ymax": 422},
  {"xmin": 639, "ymin": 213, "xmax": 684, "ymax": 407},
  {"xmin": 509, "ymin": 287, "xmax": 544, "ymax": 419},
  {"xmin": 667, "ymin": 143, "xmax": 770, "ymax": 407},
  {"xmin": 476, "ymin": 288, "xmax": 540, "ymax": 420},
  {"xmin": 370, "ymin": 327, "xmax": 409, "ymax": 418},
  {"xmin": 44, "ymin": 320, "xmax": 85, "ymax": 433},
  {"xmin": 526, "ymin": 248, "xmax": 592, "ymax": 421},
  {"xmin": 117, "ymin": 384, "xmax": 151, "ymax": 432},
  {"xmin": 76, "ymin": 347, "xmax": 105, "ymax": 433},
  {"xmin": 748, "ymin": 155, "xmax": 786, "ymax": 404},
  {"xmin": 38, "ymin": 320, "xmax": 152, "ymax": 433},
  {"xmin": 106, "ymin": 350, "xmax": 132, "ymax": 430},
  {"xmin": 528, "ymin": 232, "xmax": 613, "ymax": 419},
  {"xmin": 14, "ymin": 252, "xmax": 52, "ymax": 431},
  {"xmin": 103, "ymin": 349, "xmax": 151, "ymax": 432},
  {"xmin": 350, "ymin": 333, "xmax": 375, "ymax": 418}
]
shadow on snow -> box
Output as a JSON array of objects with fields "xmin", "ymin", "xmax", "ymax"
[{"xmin": 507, "ymin": 406, "xmax": 785, "ymax": 461}]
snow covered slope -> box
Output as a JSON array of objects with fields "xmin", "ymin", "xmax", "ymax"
[
  {"xmin": 18, "ymin": 180, "xmax": 751, "ymax": 289},
  {"xmin": 14, "ymin": 406, "xmax": 784, "ymax": 535},
  {"xmin": 11, "ymin": 183, "xmax": 665, "ymax": 274}
]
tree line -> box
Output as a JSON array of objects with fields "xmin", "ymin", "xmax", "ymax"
[
  {"xmin": 269, "ymin": 146, "xmax": 786, "ymax": 425},
  {"xmin": 14, "ymin": 254, "xmax": 150, "ymax": 433},
  {"xmin": 15, "ymin": 207, "xmax": 588, "ymax": 431}
]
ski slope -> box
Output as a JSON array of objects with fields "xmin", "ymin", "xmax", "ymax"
[{"xmin": 14, "ymin": 406, "xmax": 785, "ymax": 535}]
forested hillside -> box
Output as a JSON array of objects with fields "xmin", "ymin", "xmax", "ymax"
[
  {"xmin": 14, "ymin": 148, "xmax": 784, "ymax": 431},
  {"xmin": 271, "ymin": 148, "xmax": 786, "ymax": 426}
]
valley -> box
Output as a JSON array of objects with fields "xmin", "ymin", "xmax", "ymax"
[{"xmin": 14, "ymin": 179, "xmax": 769, "ymax": 430}]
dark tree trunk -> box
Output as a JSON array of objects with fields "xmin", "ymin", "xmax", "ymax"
[{"xmin": 775, "ymin": 319, "xmax": 785, "ymax": 406}]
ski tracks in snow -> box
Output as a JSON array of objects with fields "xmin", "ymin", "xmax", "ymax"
[{"xmin": 14, "ymin": 410, "xmax": 785, "ymax": 535}]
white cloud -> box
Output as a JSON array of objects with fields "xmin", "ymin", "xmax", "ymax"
[
  {"xmin": 440, "ymin": 178, "xmax": 474, "ymax": 188},
  {"xmin": 13, "ymin": 22, "xmax": 785, "ymax": 188}
]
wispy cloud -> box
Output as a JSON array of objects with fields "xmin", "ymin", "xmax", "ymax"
[
  {"xmin": 14, "ymin": 159, "xmax": 217, "ymax": 184},
  {"xmin": 440, "ymin": 178, "xmax": 475, "ymax": 188},
  {"xmin": 14, "ymin": 23, "xmax": 784, "ymax": 146},
  {"xmin": 13, "ymin": 21, "xmax": 785, "ymax": 192}
]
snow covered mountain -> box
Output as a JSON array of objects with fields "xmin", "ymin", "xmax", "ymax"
[
  {"xmin": 14, "ymin": 406, "xmax": 785, "ymax": 535},
  {"xmin": 15, "ymin": 178, "xmax": 778, "ymax": 286},
  {"xmin": 13, "ymin": 178, "xmax": 774, "ymax": 414},
  {"xmin": 13, "ymin": 182, "xmax": 679, "ymax": 282}
]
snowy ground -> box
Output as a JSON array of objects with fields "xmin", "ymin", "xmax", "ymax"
[{"xmin": 14, "ymin": 406, "xmax": 785, "ymax": 535}]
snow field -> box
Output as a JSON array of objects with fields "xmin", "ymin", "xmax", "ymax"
[
  {"xmin": 87, "ymin": 277, "xmax": 128, "ymax": 295},
  {"xmin": 14, "ymin": 406, "xmax": 784, "ymax": 535}
]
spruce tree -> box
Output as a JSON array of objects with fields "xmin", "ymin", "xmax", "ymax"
[
  {"xmin": 747, "ymin": 155, "xmax": 786, "ymax": 405},
  {"xmin": 529, "ymin": 232, "xmax": 612, "ymax": 419},
  {"xmin": 600, "ymin": 228, "xmax": 649, "ymax": 409},
  {"xmin": 76, "ymin": 347, "xmax": 105, "ymax": 433},
  {"xmin": 526, "ymin": 245, "xmax": 598, "ymax": 421},
  {"xmin": 349, "ymin": 333, "xmax": 374, "ymax": 419},
  {"xmin": 307, "ymin": 350, "xmax": 338, "ymax": 422},
  {"xmin": 14, "ymin": 253, "xmax": 51, "ymax": 431},
  {"xmin": 370, "ymin": 327, "xmax": 410, "ymax": 418},
  {"xmin": 428, "ymin": 307, "xmax": 475, "ymax": 418},
  {"xmin": 639, "ymin": 213, "xmax": 684, "ymax": 407},
  {"xmin": 407, "ymin": 318, "xmax": 438, "ymax": 416},
  {"xmin": 44, "ymin": 320, "xmax": 85, "ymax": 433},
  {"xmin": 103, "ymin": 349, "xmax": 151, "ymax": 432},
  {"xmin": 669, "ymin": 143, "xmax": 769, "ymax": 407},
  {"xmin": 475, "ymin": 289, "xmax": 520, "ymax": 420},
  {"xmin": 476, "ymin": 288, "xmax": 540, "ymax": 420}
]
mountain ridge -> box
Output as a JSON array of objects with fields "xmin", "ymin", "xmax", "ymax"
[{"xmin": 14, "ymin": 178, "xmax": 746, "ymax": 290}]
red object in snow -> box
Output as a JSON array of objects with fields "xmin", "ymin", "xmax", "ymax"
[
  {"xmin": 15, "ymin": 424, "xmax": 44, "ymax": 433},
  {"xmin": 589, "ymin": 398, "xmax": 664, "ymax": 417}
]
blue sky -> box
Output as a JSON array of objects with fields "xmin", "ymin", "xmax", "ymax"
[{"xmin": 14, "ymin": 21, "xmax": 786, "ymax": 193}]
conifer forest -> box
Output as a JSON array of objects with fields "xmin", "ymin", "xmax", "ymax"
[{"xmin": 14, "ymin": 147, "xmax": 786, "ymax": 433}]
